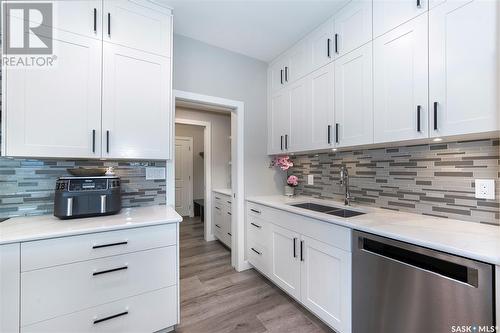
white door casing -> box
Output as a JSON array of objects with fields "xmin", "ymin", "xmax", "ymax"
[{"xmin": 175, "ymin": 137, "xmax": 193, "ymax": 217}]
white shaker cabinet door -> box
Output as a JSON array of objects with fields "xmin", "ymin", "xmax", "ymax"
[
  {"xmin": 270, "ymin": 224, "xmax": 301, "ymax": 300},
  {"xmin": 0, "ymin": 244, "xmax": 20, "ymax": 333},
  {"xmin": 308, "ymin": 62, "xmax": 335, "ymax": 150},
  {"xmin": 103, "ymin": 0, "xmax": 172, "ymax": 57},
  {"xmin": 51, "ymin": 0, "xmax": 103, "ymax": 39},
  {"xmin": 5, "ymin": 31, "xmax": 102, "ymax": 158},
  {"xmin": 334, "ymin": 0, "xmax": 372, "ymax": 57},
  {"xmin": 334, "ymin": 43, "xmax": 373, "ymax": 148},
  {"xmin": 429, "ymin": 0, "xmax": 500, "ymax": 137},
  {"xmin": 102, "ymin": 43, "xmax": 171, "ymax": 160},
  {"xmin": 300, "ymin": 236, "xmax": 351, "ymax": 333},
  {"xmin": 374, "ymin": 14, "xmax": 429, "ymax": 143},
  {"xmin": 268, "ymin": 90, "xmax": 290, "ymax": 155},
  {"xmin": 309, "ymin": 18, "xmax": 335, "ymax": 71},
  {"xmin": 373, "ymin": 0, "xmax": 428, "ymax": 38},
  {"xmin": 288, "ymin": 78, "xmax": 309, "ymax": 152}
]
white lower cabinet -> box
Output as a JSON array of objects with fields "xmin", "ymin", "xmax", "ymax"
[
  {"xmin": 16, "ymin": 224, "xmax": 179, "ymax": 332},
  {"xmin": 213, "ymin": 192, "xmax": 232, "ymax": 247},
  {"xmin": 300, "ymin": 235, "xmax": 351, "ymax": 333},
  {"xmin": 0, "ymin": 244, "xmax": 20, "ymax": 333},
  {"xmin": 246, "ymin": 203, "xmax": 352, "ymax": 333}
]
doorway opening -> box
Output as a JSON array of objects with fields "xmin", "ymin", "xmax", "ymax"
[{"xmin": 168, "ymin": 90, "xmax": 247, "ymax": 271}]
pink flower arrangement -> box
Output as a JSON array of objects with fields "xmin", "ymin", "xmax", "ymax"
[
  {"xmin": 270, "ymin": 155, "xmax": 293, "ymax": 171},
  {"xmin": 287, "ymin": 175, "xmax": 299, "ymax": 187}
]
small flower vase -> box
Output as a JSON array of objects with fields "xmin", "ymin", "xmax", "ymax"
[{"xmin": 285, "ymin": 186, "xmax": 295, "ymax": 197}]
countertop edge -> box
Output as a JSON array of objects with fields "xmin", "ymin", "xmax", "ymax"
[{"xmin": 246, "ymin": 196, "xmax": 500, "ymax": 266}]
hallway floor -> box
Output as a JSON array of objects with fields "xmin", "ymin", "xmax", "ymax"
[{"xmin": 175, "ymin": 217, "xmax": 334, "ymax": 333}]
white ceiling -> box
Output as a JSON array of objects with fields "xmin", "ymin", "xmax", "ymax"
[{"xmin": 158, "ymin": 0, "xmax": 348, "ymax": 62}]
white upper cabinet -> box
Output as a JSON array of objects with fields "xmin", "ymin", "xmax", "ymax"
[
  {"xmin": 268, "ymin": 90, "xmax": 290, "ymax": 154},
  {"xmin": 334, "ymin": 0, "xmax": 373, "ymax": 57},
  {"xmin": 374, "ymin": 14, "xmax": 429, "ymax": 143},
  {"xmin": 5, "ymin": 31, "xmax": 103, "ymax": 159},
  {"xmin": 373, "ymin": 0, "xmax": 428, "ymax": 38},
  {"xmin": 309, "ymin": 18, "xmax": 335, "ymax": 71},
  {"xmin": 334, "ymin": 43, "xmax": 373, "ymax": 148},
  {"xmin": 102, "ymin": 43, "xmax": 171, "ymax": 160},
  {"xmin": 288, "ymin": 78, "xmax": 309, "ymax": 152},
  {"xmin": 103, "ymin": 0, "xmax": 172, "ymax": 57},
  {"xmin": 429, "ymin": 0, "xmax": 499, "ymax": 137},
  {"xmin": 308, "ymin": 63, "xmax": 335, "ymax": 150},
  {"xmin": 269, "ymin": 60, "xmax": 287, "ymax": 92},
  {"xmin": 286, "ymin": 42, "xmax": 309, "ymax": 84},
  {"xmin": 51, "ymin": 1, "xmax": 103, "ymax": 39}
]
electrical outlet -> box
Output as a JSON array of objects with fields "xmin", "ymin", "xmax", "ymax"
[
  {"xmin": 475, "ymin": 179, "xmax": 495, "ymax": 199},
  {"xmin": 307, "ymin": 175, "xmax": 314, "ymax": 185},
  {"xmin": 146, "ymin": 167, "xmax": 166, "ymax": 180}
]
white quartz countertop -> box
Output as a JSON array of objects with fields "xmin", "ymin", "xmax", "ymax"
[
  {"xmin": 213, "ymin": 188, "xmax": 232, "ymax": 196},
  {"xmin": 246, "ymin": 195, "xmax": 500, "ymax": 265},
  {"xmin": 0, "ymin": 205, "xmax": 182, "ymax": 245}
]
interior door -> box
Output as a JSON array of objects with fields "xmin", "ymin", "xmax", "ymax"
[
  {"xmin": 102, "ymin": 42, "xmax": 171, "ymax": 159},
  {"xmin": 334, "ymin": 42, "xmax": 373, "ymax": 147},
  {"xmin": 174, "ymin": 137, "xmax": 193, "ymax": 217},
  {"xmin": 300, "ymin": 236, "xmax": 351, "ymax": 333},
  {"xmin": 373, "ymin": 0, "xmax": 428, "ymax": 37},
  {"xmin": 374, "ymin": 14, "xmax": 429, "ymax": 143},
  {"xmin": 309, "ymin": 62, "xmax": 335, "ymax": 150},
  {"xmin": 5, "ymin": 30, "xmax": 102, "ymax": 158},
  {"xmin": 270, "ymin": 224, "xmax": 301, "ymax": 300},
  {"xmin": 334, "ymin": 0, "xmax": 372, "ymax": 57},
  {"xmin": 103, "ymin": 0, "xmax": 172, "ymax": 56},
  {"xmin": 429, "ymin": 0, "xmax": 499, "ymax": 137}
]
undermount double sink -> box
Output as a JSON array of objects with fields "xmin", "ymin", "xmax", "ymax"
[{"xmin": 289, "ymin": 202, "xmax": 365, "ymax": 218}]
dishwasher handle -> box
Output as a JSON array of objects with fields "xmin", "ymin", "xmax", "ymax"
[{"xmin": 357, "ymin": 234, "xmax": 480, "ymax": 288}]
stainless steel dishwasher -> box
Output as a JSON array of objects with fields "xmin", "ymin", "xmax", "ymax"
[{"xmin": 352, "ymin": 231, "xmax": 494, "ymax": 333}]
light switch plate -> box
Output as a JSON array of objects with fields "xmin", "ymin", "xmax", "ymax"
[
  {"xmin": 146, "ymin": 167, "xmax": 166, "ymax": 180},
  {"xmin": 475, "ymin": 179, "xmax": 495, "ymax": 199},
  {"xmin": 307, "ymin": 175, "xmax": 314, "ymax": 185}
]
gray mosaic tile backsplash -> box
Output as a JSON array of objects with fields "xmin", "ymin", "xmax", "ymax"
[
  {"xmin": 289, "ymin": 139, "xmax": 500, "ymax": 225},
  {"xmin": 0, "ymin": 159, "xmax": 166, "ymax": 218}
]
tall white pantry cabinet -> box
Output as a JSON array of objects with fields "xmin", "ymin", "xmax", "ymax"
[
  {"xmin": 267, "ymin": 0, "xmax": 500, "ymax": 155},
  {"xmin": 2, "ymin": 0, "xmax": 173, "ymax": 160}
]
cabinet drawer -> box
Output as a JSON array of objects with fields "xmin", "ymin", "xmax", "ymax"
[
  {"xmin": 21, "ymin": 246, "xmax": 176, "ymax": 326},
  {"xmin": 247, "ymin": 239, "xmax": 271, "ymax": 276},
  {"xmin": 247, "ymin": 202, "xmax": 272, "ymax": 221},
  {"xmin": 21, "ymin": 224, "xmax": 176, "ymax": 271},
  {"xmin": 247, "ymin": 214, "xmax": 271, "ymax": 245},
  {"xmin": 22, "ymin": 285, "xmax": 177, "ymax": 333},
  {"xmin": 214, "ymin": 193, "xmax": 232, "ymax": 208}
]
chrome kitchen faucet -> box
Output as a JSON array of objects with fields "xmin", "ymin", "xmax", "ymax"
[{"xmin": 339, "ymin": 165, "xmax": 353, "ymax": 206}]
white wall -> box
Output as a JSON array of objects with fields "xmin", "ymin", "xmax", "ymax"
[
  {"xmin": 175, "ymin": 123, "xmax": 206, "ymax": 199},
  {"xmin": 173, "ymin": 34, "xmax": 281, "ymax": 196},
  {"xmin": 176, "ymin": 109, "xmax": 232, "ymax": 195}
]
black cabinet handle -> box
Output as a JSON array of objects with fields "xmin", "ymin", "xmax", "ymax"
[
  {"xmin": 250, "ymin": 222, "xmax": 262, "ymax": 229},
  {"xmin": 93, "ymin": 266, "xmax": 128, "ymax": 276},
  {"xmin": 335, "ymin": 123, "xmax": 339, "ymax": 143},
  {"xmin": 327, "ymin": 125, "xmax": 332, "ymax": 144},
  {"xmin": 284, "ymin": 66, "xmax": 288, "ymax": 82},
  {"xmin": 227, "ymin": 200, "xmax": 231, "ymax": 204},
  {"xmin": 334, "ymin": 33, "xmax": 339, "ymax": 54},
  {"xmin": 433, "ymin": 102, "xmax": 438, "ymax": 130},
  {"xmin": 300, "ymin": 240, "xmax": 304, "ymax": 261},
  {"xmin": 93, "ymin": 8, "xmax": 97, "ymax": 32},
  {"xmin": 215, "ymin": 224, "xmax": 221, "ymax": 228},
  {"xmin": 107, "ymin": 13, "xmax": 111, "ymax": 36},
  {"xmin": 280, "ymin": 135, "xmax": 283, "ymax": 150},
  {"xmin": 92, "ymin": 129, "xmax": 96, "ymax": 153},
  {"xmin": 227, "ymin": 212, "xmax": 232, "ymax": 216},
  {"xmin": 327, "ymin": 38, "xmax": 331, "ymax": 58},
  {"xmin": 285, "ymin": 134, "xmax": 288, "ymax": 150},
  {"xmin": 280, "ymin": 69, "xmax": 284, "ymax": 84},
  {"xmin": 417, "ymin": 105, "xmax": 422, "ymax": 132},
  {"xmin": 228, "ymin": 232, "xmax": 232, "ymax": 236},
  {"xmin": 416, "ymin": 0, "xmax": 421, "ymax": 7},
  {"xmin": 215, "ymin": 206, "xmax": 221, "ymax": 210},
  {"xmin": 251, "ymin": 247, "xmax": 262, "ymax": 255},
  {"xmin": 106, "ymin": 130, "xmax": 110, "ymax": 153},
  {"xmin": 94, "ymin": 311, "xmax": 128, "ymax": 325},
  {"xmin": 250, "ymin": 209, "xmax": 261, "ymax": 214},
  {"xmin": 293, "ymin": 237, "xmax": 297, "ymax": 258},
  {"xmin": 92, "ymin": 241, "xmax": 128, "ymax": 249}
]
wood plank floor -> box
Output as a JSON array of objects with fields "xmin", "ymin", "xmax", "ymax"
[{"xmin": 175, "ymin": 217, "xmax": 334, "ymax": 333}]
